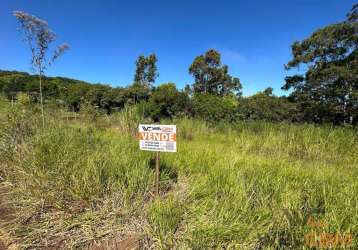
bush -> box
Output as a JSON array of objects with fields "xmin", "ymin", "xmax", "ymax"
[
  {"xmin": 145, "ymin": 83, "xmax": 189, "ymax": 121},
  {"xmin": 238, "ymin": 91, "xmax": 297, "ymax": 122},
  {"xmin": 191, "ymin": 93, "xmax": 238, "ymax": 122},
  {"xmin": 79, "ymin": 102, "xmax": 101, "ymax": 122}
]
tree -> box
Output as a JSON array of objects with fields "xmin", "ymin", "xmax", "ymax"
[
  {"xmin": 134, "ymin": 54, "xmax": 158, "ymax": 86},
  {"xmin": 238, "ymin": 89, "xmax": 297, "ymax": 122},
  {"xmin": 13, "ymin": 11, "xmax": 69, "ymax": 128},
  {"xmin": 101, "ymin": 88, "xmax": 126, "ymax": 114},
  {"xmin": 0, "ymin": 70, "xmax": 128, "ymax": 114},
  {"xmin": 85, "ymin": 84, "xmax": 111, "ymax": 109},
  {"xmin": 282, "ymin": 4, "xmax": 358, "ymax": 125},
  {"xmin": 189, "ymin": 49, "xmax": 242, "ymax": 97},
  {"xmin": 130, "ymin": 54, "xmax": 158, "ymax": 104},
  {"xmin": 263, "ymin": 87, "xmax": 273, "ymax": 96},
  {"xmin": 145, "ymin": 83, "xmax": 189, "ymax": 121},
  {"xmin": 191, "ymin": 93, "xmax": 238, "ymax": 122},
  {"xmin": 126, "ymin": 82, "xmax": 151, "ymax": 104},
  {"xmin": 65, "ymin": 83, "xmax": 89, "ymax": 112}
]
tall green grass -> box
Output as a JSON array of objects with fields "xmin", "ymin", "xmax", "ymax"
[{"xmin": 0, "ymin": 99, "xmax": 357, "ymax": 249}]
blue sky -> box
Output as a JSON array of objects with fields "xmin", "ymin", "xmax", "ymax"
[{"xmin": 0, "ymin": 0, "xmax": 355, "ymax": 96}]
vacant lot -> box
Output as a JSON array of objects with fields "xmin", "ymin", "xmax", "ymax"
[{"xmin": 1, "ymin": 101, "xmax": 357, "ymax": 249}]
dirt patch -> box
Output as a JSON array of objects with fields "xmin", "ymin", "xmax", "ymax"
[
  {"xmin": 0, "ymin": 240, "xmax": 7, "ymax": 250},
  {"xmin": 0, "ymin": 183, "xmax": 148, "ymax": 249},
  {"xmin": 88, "ymin": 235, "xmax": 142, "ymax": 250},
  {"xmin": 0, "ymin": 183, "xmax": 16, "ymax": 250}
]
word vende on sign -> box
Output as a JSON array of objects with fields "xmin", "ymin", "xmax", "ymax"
[{"xmin": 139, "ymin": 124, "xmax": 177, "ymax": 152}]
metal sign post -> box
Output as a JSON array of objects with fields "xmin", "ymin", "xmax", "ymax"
[{"xmin": 138, "ymin": 124, "xmax": 177, "ymax": 197}]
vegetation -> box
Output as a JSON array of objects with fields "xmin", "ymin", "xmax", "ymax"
[
  {"xmin": 1, "ymin": 5, "xmax": 357, "ymax": 127},
  {"xmin": 0, "ymin": 3, "xmax": 357, "ymax": 249},
  {"xmin": 145, "ymin": 83, "xmax": 189, "ymax": 121},
  {"xmin": 188, "ymin": 49, "xmax": 242, "ymax": 97},
  {"xmin": 191, "ymin": 93, "xmax": 238, "ymax": 122},
  {"xmin": 2, "ymin": 4, "xmax": 358, "ymax": 126},
  {"xmin": 134, "ymin": 54, "xmax": 159, "ymax": 87},
  {"xmin": 283, "ymin": 4, "xmax": 358, "ymax": 125},
  {"xmin": 13, "ymin": 10, "xmax": 69, "ymax": 128},
  {"xmin": 237, "ymin": 88, "xmax": 297, "ymax": 122},
  {"xmin": 0, "ymin": 97, "xmax": 357, "ymax": 249}
]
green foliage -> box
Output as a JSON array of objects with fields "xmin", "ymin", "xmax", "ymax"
[
  {"xmin": 238, "ymin": 89, "xmax": 297, "ymax": 122},
  {"xmin": 134, "ymin": 54, "xmax": 158, "ymax": 86},
  {"xmin": 2, "ymin": 5, "xmax": 358, "ymax": 248},
  {"xmin": 0, "ymin": 71, "xmax": 38, "ymax": 101},
  {"xmin": 0, "ymin": 70, "xmax": 126, "ymax": 113},
  {"xmin": 189, "ymin": 49, "xmax": 242, "ymax": 97},
  {"xmin": 283, "ymin": 4, "xmax": 358, "ymax": 125},
  {"xmin": 145, "ymin": 83, "xmax": 189, "ymax": 121},
  {"xmin": 191, "ymin": 93, "xmax": 238, "ymax": 122},
  {"xmin": 2, "ymin": 5, "xmax": 358, "ymax": 128},
  {"xmin": 125, "ymin": 82, "xmax": 151, "ymax": 104},
  {"xmin": 79, "ymin": 102, "xmax": 101, "ymax": 122},
  {"xmin": 0, "ymin": 99, "xmax": 357, "ymax": 248}
]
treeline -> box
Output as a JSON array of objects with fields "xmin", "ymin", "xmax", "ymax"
[
  {"xmin": 0, "ymin": 70, "xmax": 131, "ymax": 113},
  {"xmin": 1, "ymin": 3, "xmax": 357, "ymax": 125},
  {"xmin": 0, "ymin": 68, "xmax": 298, "ymax": 123},
  {"xmin": 0, "ymin": 68, "xmax": 304, "ymax": 121}
]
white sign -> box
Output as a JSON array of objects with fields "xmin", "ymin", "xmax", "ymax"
[{"xmin": 139, "ymin": 124, "xmax": 177, "ymax": 152}]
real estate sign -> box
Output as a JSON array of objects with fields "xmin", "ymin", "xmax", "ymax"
[{"xmin": 139, "ymin": 124, "xmax": 177, "ymax": 152}]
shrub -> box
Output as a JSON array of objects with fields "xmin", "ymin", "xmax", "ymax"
[
  {"xmin": 238, "ymin": 91, "xmax": 297, "ymax": 122},
  {"xmin": 79, "ymin": 102, "xmax": 101, "ymax": 122},
  {"xmin": 145, "ymin": 83, "xmax": 189, "ymax": 121},
  {"xmin": 191, "ymin": 93, "xmax": 238, "ymax": 122}
]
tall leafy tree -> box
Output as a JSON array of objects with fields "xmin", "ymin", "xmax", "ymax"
[
  {"xmin": 131, "ymin": 54, "xmax": 159, "ymax": 103},
  {"xmin": 134, "ymin": 54, "xmax": 158, "ymax": 86},
  {"xmin": 189, "ymin": 49, "xmax": 242, "ymax": 97},
  {"xmin": 13, "ymin": 11, "xmax": 69, "ymax": 128},
  {"xmin": 283, "ymin": 4, "xmax": 358, "ymax": 125}
]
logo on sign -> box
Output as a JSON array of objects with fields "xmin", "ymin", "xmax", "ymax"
[{"xmin": 141, "ymin": 126, "xmax": 162, "ymax": 131}]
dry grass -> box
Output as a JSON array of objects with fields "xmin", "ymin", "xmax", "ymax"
[{"xmin": 0, "ymin": 99, "xmax": 357, "ymax": 249}]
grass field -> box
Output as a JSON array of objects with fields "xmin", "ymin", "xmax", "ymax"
[{"xmin": 0, "ymin": 98, "xmax": 357, "ymax": 249}]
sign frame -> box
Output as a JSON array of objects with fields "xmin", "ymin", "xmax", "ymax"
[
  {"xmin": 138, "ymin": 124, "xmax": 177, "ymax": 197},
  {"xmin": 138, "ymin": 124, "xmax": 177, "ymax": 153}
]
